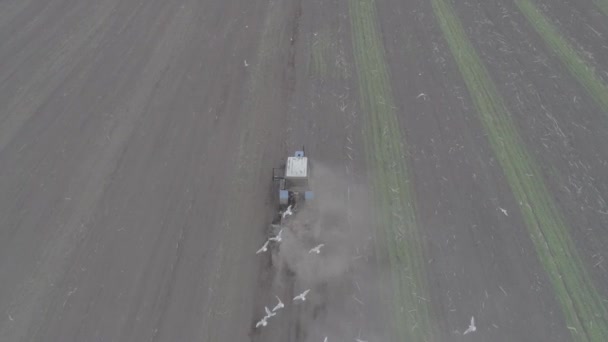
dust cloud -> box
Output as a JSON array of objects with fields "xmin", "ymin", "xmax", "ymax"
[
  {"xmin": 272, "ymin": 162, "xmax": 368, "ymax": 286},
  {"xmin": 267, "ymin": 162, "xmax": 394, "ymax": 341}
]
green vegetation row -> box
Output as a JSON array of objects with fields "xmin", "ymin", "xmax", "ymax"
[
  {"xmin": 593, "ymin": 0, "xmax": 608, "ymax": 18},
  {"xmin": 431, "ymin": 0, "xmax": 608, "ymax": 341},
  {"xmin": 348, "ymin": 0, "xmax": 433, "ymax": 340},
  {"xmin": 516, "ymin": 0, "xmax": 608, "ymax": 114}
]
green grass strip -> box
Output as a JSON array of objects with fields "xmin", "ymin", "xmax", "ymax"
[
  {"xmin": 516, "ymin": 0, "xmax": 608, "ymax": 113},
  {"xmin": 592, "ymin": 0, "xmax": 608, "ymax": 18},
  {"xmin": 431, "ymin": 0, "xmax": 608, "ymax": 341},
  {"xmin": 348, "ymin": 0, "xmax": 433, "ymax": 340}
]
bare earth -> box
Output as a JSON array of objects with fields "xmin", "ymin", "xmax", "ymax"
[{"xmin": 0, "ymin": 0, "xmax": 607, "ymax": 341}]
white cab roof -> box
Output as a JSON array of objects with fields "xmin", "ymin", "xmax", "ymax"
[{"xmin": 285, "ymin": 156, "xmax": 308, "ymax": 179}]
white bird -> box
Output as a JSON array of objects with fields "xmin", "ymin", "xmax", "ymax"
[
  {"xmin": 282, "ymin": 205, "xmax": 293, "ymax": 219},
  {"xmin": 499, "ymin": 207, "xmax": 508, "ymax": 216},
  {"xmin": 416, "ymin": 92, "xmax": 428, "ymax": 100},
  {"xmin": 293, "ymin": 289, "xmax": 310, "ymax": 302},
  {"xmin": 463, "ymin": 316, "xmax": 476, "ymax": 335},
  {"xmin": 272, "ymin": 295, "xmax": 284, "ymax": 312},
  {"xmin": 269, "ymin": 229, "xmax": 283, "ymax": 242},
  {"xmin": 264, "ymin": 306, "xmax": 276, "ymax": 319},
  {"xmin": 244, "ymin": 60, "xmax": 249, "ymax": 67},
  {"xmin": 309, "ymin": 243, "xmax": 324, "ymax": 254},
  {"xmin": 255, "ymin": 316, "xmax": 268, "ymax": 328},
  {"xmin": 256, "ymin": 240, "xmax": 270, "ymax": 254}
]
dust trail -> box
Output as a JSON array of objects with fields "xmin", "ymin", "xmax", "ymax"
[{"xmin": 269, "ymin": 163, "xmax": 396, "ymax": 342}]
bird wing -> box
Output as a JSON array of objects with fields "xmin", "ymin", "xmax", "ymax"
[
  {"xmin": 256, "ymin": 242, "xmax": 266, "ymax": 253},
  {"xmin": 311, "ymin": 244, "xmax": 323, "ymax": 252},
  {"xmin": 471, "ymin": 316, "xmax": 475, "ymax": 327},
  {"xmin": 265, "ymin": 306, "xmax": 271, "ymax": 315},
  {"xmin": 272, "ymin": 233, "xmax": 281, "ymax": 242}
]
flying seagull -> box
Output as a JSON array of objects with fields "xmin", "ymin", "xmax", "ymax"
[
  {"xmin": 293, "ymin": 289, "xmax": 310, "ymax": 302},
  {"xmin": 282, "ymin": 205, "xmax": 293, "ymax": 219},
  {"xmin": 269, "ymin": 229, "xmax": 283, "ymax": 243},
  {"xmin": 309, "ymin": 243, "xmax": 324, "ymax": 254},
  {"xmin": 256, "ymin": 240, "xmax": 270, "ymax": 254},
  {"xmin": 499, "ymin": 207, "xmax": 508, "ymax": 216},
  {"xmin": 264, "ymin": 306, "xmax": 276, "ymax": 319},
  {"xmin": 255, "ymin": 316, "xmax": 268, "ymax": 328},
  {"xmin": 272, "ymin": 295, "xmax": 284, "ymax": 312},
  {"xmin": 463, "ymin": 316, "xmax": 476, "ymax": 335}
]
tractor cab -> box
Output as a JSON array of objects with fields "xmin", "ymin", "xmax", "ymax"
[{"xmin": 273, "ymin": 149, "xmax": 313, "ymax": 210}]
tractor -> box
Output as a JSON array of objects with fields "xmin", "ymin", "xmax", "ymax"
[{"xmin": 272, "ymin": 148, "xmax": 314, "ymax": 217}]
